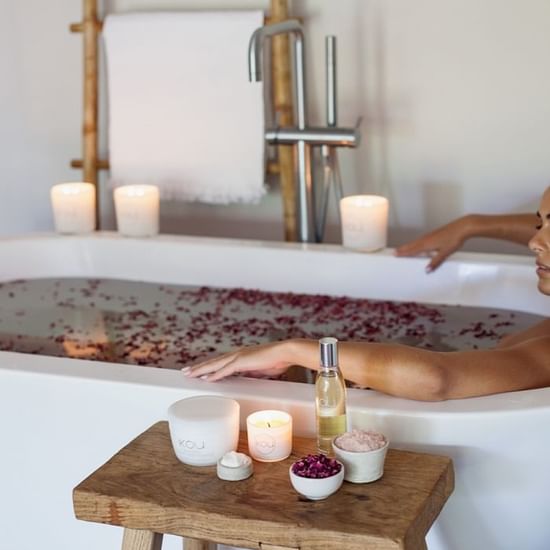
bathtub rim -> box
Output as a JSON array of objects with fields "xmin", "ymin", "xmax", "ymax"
[
  {"xmin": 2, "ymin": 350, "xmax": 549, "ymax": 417},
  {"xmin": 0, "ymin": 230, "xmax": 535, "ymax": 264},
  {"xmin": 0, "ymin": 231, "xmax": 548, "ymax": 417}
]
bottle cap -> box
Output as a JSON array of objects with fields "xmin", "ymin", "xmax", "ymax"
[{"xmin": 319, "ymin": 337, "xmax": 338, "ymax": 367}]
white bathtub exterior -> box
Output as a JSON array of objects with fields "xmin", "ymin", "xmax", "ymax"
[{"xmin": 0, "ymin": 233, "xmax": 549, "ymax": 550}]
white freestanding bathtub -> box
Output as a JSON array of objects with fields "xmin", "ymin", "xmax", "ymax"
[{"xmin": 1, "ymin": 233, "xmax": 549, "ymax": 550}]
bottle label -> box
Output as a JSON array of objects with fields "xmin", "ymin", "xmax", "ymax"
[{"xmin": 317, "ymin": 414, "xmax": 346, "ymax": 438}]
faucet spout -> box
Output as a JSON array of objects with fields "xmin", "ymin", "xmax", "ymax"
[{"xmin": 248, "ymin": 19, "xmax": 306, "ymax": 129}]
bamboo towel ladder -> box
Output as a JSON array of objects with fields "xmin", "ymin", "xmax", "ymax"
[{"xmin": 70, "ymin": 0, "xmax": 298, "ymax": 240}]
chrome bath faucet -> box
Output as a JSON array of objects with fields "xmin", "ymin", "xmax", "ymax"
[{"xmin": 248, "ymin": 20, "xmax": 361, "ymax": 243}]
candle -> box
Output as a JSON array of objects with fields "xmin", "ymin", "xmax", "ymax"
[
  {"xmin": 114, "ymin": 185, "xmax": 160, "ymax": 237},
  {"xmin": 340, "ymin": 195, "xmax": 389, "ymax": 252},
  {"xmin": 50, "ymin": 182, "xmax": 96, "ymax": 234},
  {"xmin": 246, "ymin": 410, "xmax": 292, "ymax": 462}
]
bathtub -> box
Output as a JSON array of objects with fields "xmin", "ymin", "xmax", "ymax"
[{"xmin": 0, "ymin": 232, "xmax": 548, "ymax": 550}]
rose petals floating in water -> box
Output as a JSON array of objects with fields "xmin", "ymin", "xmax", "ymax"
[
  {"xmin": 291, "ymin": 454, "xmax": 342, "ymax": 478},
  {"xmin": 0, "ymin": 278, "xmax": 539, "ymax": 370}
]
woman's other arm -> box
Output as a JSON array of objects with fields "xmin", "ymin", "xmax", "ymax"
[{"xmin": 395, "ymin": 213, "xmax": 538, "ymax": 272}]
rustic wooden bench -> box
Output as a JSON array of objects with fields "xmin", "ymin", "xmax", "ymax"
[{"xmin": 73, "ymin": 421, "xmax": 453, "ymax": 550}]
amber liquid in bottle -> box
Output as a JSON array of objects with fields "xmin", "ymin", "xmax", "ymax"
[{"xmin": 315, "ymin": 337, "xmax": 347, "ymax": 455}]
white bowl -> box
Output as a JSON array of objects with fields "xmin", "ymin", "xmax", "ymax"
[
  {"xmin": 289, "ymin": 462, "xmax": 344, "ymax": 500},
  {"xmin": 332, "ymin": 437, "xmax": 389, "ymax": 483}
]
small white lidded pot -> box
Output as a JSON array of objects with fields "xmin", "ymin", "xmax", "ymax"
[
  {"xmin": 217, "ymin": 451, "xmax": 253, "ymax": 481},
  {"xmin": 168, "ymin": 395, "xmax": 240, "ymax": 466},
  {"xmin": 332, "ymin": 430, "xmax": 389, "ymax": 483}
]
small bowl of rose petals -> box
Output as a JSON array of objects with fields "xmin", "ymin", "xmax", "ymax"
[{"xmin": 289, "ymin": 453, "xmax": 344, "ymax": 500}]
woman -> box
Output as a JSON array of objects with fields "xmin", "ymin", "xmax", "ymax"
[{"xmin": 184, "ymin": 188, "xmax": 550, "ymax": 401}]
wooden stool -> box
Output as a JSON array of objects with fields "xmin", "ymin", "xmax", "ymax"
[{"xmin": 73, "ymin": 422, "xmax": 454, "ymax": 550}]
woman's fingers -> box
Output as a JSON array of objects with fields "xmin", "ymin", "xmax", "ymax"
[
  {"xmin": 201, "ymin": 358, "xmax": 240, "ymax": 381},
  {"xmin": 397, "ymin": 228, "xmax": 465, "ymax": 272},
  {"xmin": 426, "ymin": 251, "xmax": 445, "ymax": 273},
  {"xmin": 426, "ymin": 245, "xmax": 459, "ymax": 273},
  {"xmin": 395, "ymin": 237, "xmax": 433, "ymax": 257},
  {"xmin": 184, "ymin": 352, "xmax": 237, "ymax": 378}
]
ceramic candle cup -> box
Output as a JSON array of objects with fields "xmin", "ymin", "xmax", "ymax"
[
  {"xmin": 168, "ymin": 395, "xmax": 240, "ymax": 466},
  {"xmin": 246, "ymin": 410, "xmax": 292, "ymax": 462},
  {"xmin": 50, "ymin": 182, "xmax": 96, "ymax": 234},
  {"xmin": 340, "ymin": 195, "xmax": 389, "ymax": 252},
  {"xmin": 114, "ymin": 184, "xmax": 160, "ymax": 237}
]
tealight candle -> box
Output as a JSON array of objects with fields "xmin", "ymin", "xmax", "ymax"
[
  {"xmin": 246, "ymin": 410, "xmax": 292, "ymax": 462},
  {"xmin": 340, "ymin": 195, "xmax": 389, "ymax": 252},
  {"xmin": 114, "ymin": 184, "xmax": 160, "ymax": 237},
  {"xmin": 50, "ymin": 182, "xmax": 96, "ymax": 234}
]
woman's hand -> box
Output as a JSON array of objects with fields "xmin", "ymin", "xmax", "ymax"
[
  {"xmin": 182, "ymin": 341, "xmax": 296, "ymax": 382},
  {"xmin": 395, "ymin": 216, "xmax": 474, "ymax": 272}
]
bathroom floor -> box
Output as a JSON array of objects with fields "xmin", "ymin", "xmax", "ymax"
[{"xmin": 0, "ymin": 278, "xmax": 542, "ymax": 382}]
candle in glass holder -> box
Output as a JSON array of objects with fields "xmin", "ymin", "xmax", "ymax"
[
  {"xmin": 340, "ymin": 195, "xmax": 389, "ymax": 252},
  {"xmin": 50, "ymin": 182, "xmax": 96, "ymax": 234},
  {"xmin": 114, "ymin": 184, "xmax": 160, "ymax": 237},
  {"xmin": 246, "ymin": 410, "xmax": 292, "ymax": 462}
]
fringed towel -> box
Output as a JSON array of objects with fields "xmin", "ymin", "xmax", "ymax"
[{"xmin": 103, "ymin": 11, "xmax": 266, "ymax": 204}]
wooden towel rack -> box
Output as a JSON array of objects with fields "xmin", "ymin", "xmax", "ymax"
[{"xmin": 70, "ymin": 0, "xmax": 298, "ymax": 241}]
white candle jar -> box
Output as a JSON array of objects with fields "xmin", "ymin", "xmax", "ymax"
[
  {"xmin": 168, "ymin": 395, "xmax": 240, "ymax": 467},
  {"xmin": 50, "ymin": 182, "xmax": 96, "ymax": 234},
  {"xmin": 114, "ymin": 184, "xmax": 160, "ymax": 237},
  {"xmin": 340, "ymin": 195, "xmax": 389, "ymax": 252},
  {"xmin": 246, "ymin": 410, "xmax": 292, "ymax": 462}
]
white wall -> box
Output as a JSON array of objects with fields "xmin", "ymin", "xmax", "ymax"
[{"xmin": 1, "ymin": 0, "xmax": 549, "ymax": 251}]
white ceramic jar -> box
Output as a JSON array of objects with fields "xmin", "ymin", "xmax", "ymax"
[
  {"xmin": 332, "ymin": 434, "xmax": 389, "ymax": 483},
  {"xmin": 168, "ymin": 395, "xmax": 240, "ymax": 466}
]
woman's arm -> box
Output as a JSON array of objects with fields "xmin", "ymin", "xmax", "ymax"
[
  {"xmin": 395, "ymin": 213, "xmax": 538, "ymax": 272},
  {"xmin": 334, "ymin": 336, "xmax": 550, "ymax": 400},
  {"xmin": 185, "ymin": 326, "xmax": 550, "ymax": 401},
  {"xmin": 497, "ymin": 319, "xmax": 550, "ymax": 348}
]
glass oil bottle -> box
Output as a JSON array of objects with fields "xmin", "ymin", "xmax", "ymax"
[{"xmin": 315, "ymin": 337, "xmax": 347, "ymax": 454}]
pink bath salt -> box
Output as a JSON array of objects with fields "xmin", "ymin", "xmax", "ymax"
[{"xmin": 335, "ymin": 429, "xmax": 387, "ymax": 452}]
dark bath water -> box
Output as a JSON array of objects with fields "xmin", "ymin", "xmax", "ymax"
[{"xmin": 0, "ymin": 278, "xmax": 543, "ymax": 383}]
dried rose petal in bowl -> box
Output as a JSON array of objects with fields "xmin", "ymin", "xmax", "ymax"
[
  {"xmin": 291, "ymin": 454, "xmax": 342, "ymax": 479},
  {"xmin": 289, "ymin": 454, "xmax": 344, "ymax": 500}
]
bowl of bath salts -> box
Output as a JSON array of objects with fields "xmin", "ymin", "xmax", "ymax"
[{"xmin": 332, "ymin": 429, "xmax": 389, "ymax": 483}]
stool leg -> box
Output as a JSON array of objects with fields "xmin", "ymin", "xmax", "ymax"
[
  {"xmin": 183, "ymin": 537, "xmax": 215, "ymax": 550},
  {"xmin": 122, "ymin": 528, "xmax": 163, "ymax": 550}
]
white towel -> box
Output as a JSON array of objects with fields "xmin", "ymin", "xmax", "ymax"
[{"xmin": 103, "ymin": 11, "xmax": 266, "ymax": 204}]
